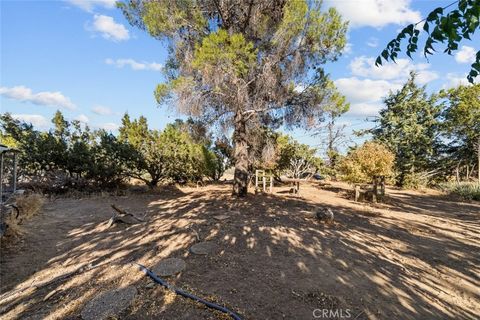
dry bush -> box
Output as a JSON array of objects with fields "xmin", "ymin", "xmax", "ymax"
[
  {"xmin": 16, "ymin": 194, "xmax": 45, "ymax": 219},
  {"xmin": 4, "ymin": 207, "xmax": 24, "ymax": 237},
  {"xmin": 2, "ymin": 194, "xmax": 45, "ymax": 238},
  {"xmin": 339, "ymin": 142, "xmax": 394, "ymax": 184}
]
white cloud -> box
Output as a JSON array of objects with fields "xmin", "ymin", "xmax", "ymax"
[
  {"xmin": 91, "ymin": 105, "xmax": 113, "ymax": 115},
  {"xmin": 442, "ymin": 73, "xmax": 477, "ymax": 89},
  {"xmin": 342, "ymin": 42, "xmax": 353, "ymax": 55},
  {"xmin": 415, "ymin": 70, "xmax": 439, "ymax": 85},
  {"xmin": 336, "ymin": 54, "xmax": 441, "ymax": 116},
  {"xmin": 335, "ymin": 77, "xmax": 401, "ymax": 104},
  {"xmin": 12, "ymin": 114, "xmax": 49, "ymax": 128},
  {"xmin": 89, "ymin": 15, "xmax": 129, "ymax": 42},
  {"xmin": 75, "ymin": 114, "xmax": 89, "ymax": 123},
  {"xmin": 67, "ymin": 0, "xmax": 116, "ymax": 12},
  {"xmin": 105, "ymin": 58, "xmax": 163, "ymax": 72},
  {"xmin": 348, "ymin": 103, "xmax": 383, "ymax": 116},
  {"xmin": 349, "ymin": 56, "xmax": 438, "ymax": 84},
  {"xmin": 455, "ymin": 46, "xmax": 477, "ymax": 64},
  {"xmin": 326, "ymin": 0, "xmax": 421, "ymax": 28},
  {"xmin": 100, "ymin": 122, "xmax": 119, "ymax": 131},
  {"xmin": 0, "ymin": 85, "xmax": 76, "ymax": 110},
  {"xmin": 366, "ymin": 37, "xmax": 379, "ymax": 48}
]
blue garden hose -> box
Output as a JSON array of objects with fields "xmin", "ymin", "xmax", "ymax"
[{"xmin": 136, "ymin": 263, "xmax": 242, "ymax": 320}]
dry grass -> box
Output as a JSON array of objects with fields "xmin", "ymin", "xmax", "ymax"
[
  {"xmin": 16, "ymin": 194, "xmax": 45, "ymax": 219},
  {"xmin": 4, "ymin": 210, "xmax": 24, "ymax": 237},
  {"xmin": 2, "ymin": 194, "xmax": 44, "ymax": 237}
]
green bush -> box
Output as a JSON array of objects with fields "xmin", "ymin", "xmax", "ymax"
[
  {"xmin": 1, "ymin": 112, "xmax": 224, "ymax": 192},
  {"xmin": 439, "ymin": 182, "xmax": 480, "ymax": 201},
  {"xmin": 119, "ymin": 116, "xmax": 223, "ymax": 185}
]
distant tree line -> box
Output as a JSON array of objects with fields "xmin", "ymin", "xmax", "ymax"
[
  {"xmin": 0, "ymin": 111, "xmax": 324, "ymax": 193},
  {"xmin": 343, "ymin": 73, "xmax": 479, "ymax": 189},
  {"xmin": 1, "ymin": 75, "xmax": 477, "ymax": 194},
  {"xmin": 0, "ymin": 112, "xmax": 229, "ymax": 192}
]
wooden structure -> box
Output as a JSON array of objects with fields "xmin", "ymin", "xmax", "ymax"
[
  {"xmin": 255, "ymin": 170, "xmax": 273, "ymax": 193},
  {"xmin": 279, "ymin": 176, "xmax": 307, "ymax": 195},
  {"xmin": 354, "ymin": 175, "xmax": 386, "ymax": 203}
]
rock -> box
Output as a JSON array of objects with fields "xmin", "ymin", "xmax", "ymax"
[
  {"xmin": 316, "ymin": 208, "xmax": 334, "ymax": 224},
  {"xmin": 190, "ymin": 241, "xmax": 217, "ymax": 255},
  {"xmin": 81, "ymin": 286, "xmax": 137, "ymax": 320},
  {"xmin": 152, "ymin": 258, "xmax": 186, "ymax": 277},
  {"xmin": 213, "ymin": 215, "xmax": 229, "ymax": 221},
  {"xmin": 145, "ymin": 282, "xmax": 156, "ymax": 289}
]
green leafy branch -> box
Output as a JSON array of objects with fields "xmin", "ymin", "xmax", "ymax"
[{"xmin": 376, "ymin": 0, "xmax": 480, "ymax": 83}]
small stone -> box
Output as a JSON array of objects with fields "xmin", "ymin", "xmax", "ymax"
[
  {"xmin": 152, "ymin": 258, "xmax": 186, "ymax": 277},
  {"xmin": 213, "ymin": 215, "xmax": 229, "ymax": 221},
  {"xmin": 145, "ymin": 282, "xmax": 156, "ymax": 289},
  {"xmin": 81, "ymin": 286, "xmax": 137, "ymax": 320},
  {"xmin": 190, "ymin": 241, "xmax": 217, "ymax": 255}
]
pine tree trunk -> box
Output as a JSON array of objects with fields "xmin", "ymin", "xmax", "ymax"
[{"xmin": 232, "ymin": 113, "xmax": 248, "ymax": 197}]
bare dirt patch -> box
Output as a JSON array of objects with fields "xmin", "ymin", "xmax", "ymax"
[{"xmin": 1, "ymin": 182, "xmax": 479, "ymax": 319}]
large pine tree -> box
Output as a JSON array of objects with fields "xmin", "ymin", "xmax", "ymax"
[
  {"xmin": 372, "ymin": 72, "xmax": 441, "ymax": 186},
  {"xmin": 441, "ymin": 84, "xmax": 480, "ymax": 181},
  {"xmin": 118, "ymin": 0, "xmax": 348, "ymax": 196}
]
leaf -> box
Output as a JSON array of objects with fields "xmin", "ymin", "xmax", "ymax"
[
  {"xmin": 472, "ymin": 62, "xmax": 480, "ymax": 72},
  {"xmin": 433, "ymin": 7, "xmax": 444, "ymax": 16},
  {"xmin": 424, "ymin": 37, "xmax": 435, "ymax": 57},
  {"xmin": 381, "ymin": 50, "xmax": 389, "ymax": 60},
  {"xmin": 431, "ymin": 27, "xmax": 445, "ymax": 42},
  {"xmin": 375, "ymin": 56, "xmax": 383, "ymax": 66},
  {"xmin": 449, "ymin": 42, "xmax": 458, "ymax": 51},
  {"xmin": 423, "ymin": 22, "xmax": 430, "ymax": 33},
  {"xmin": 405, "ymin": 24, "xmax": 415, "ymax": 36},
  {"xmin": 426, "ymin": 7, "xmax": 443, "ymax": 22}
]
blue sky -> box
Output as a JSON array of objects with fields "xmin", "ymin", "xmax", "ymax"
[{"xmin": 1, "ymin": 0, "xmax": 478, "ymax": 155}]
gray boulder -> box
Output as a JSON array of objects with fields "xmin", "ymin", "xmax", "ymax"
[{"xmin": 316, "ymin": 208, "xmax": 334, "ymax": 224}]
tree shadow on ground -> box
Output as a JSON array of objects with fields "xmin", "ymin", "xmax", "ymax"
[{"xmin": 0, "ymin": 183, "xmax": 479, "ymax": 320}]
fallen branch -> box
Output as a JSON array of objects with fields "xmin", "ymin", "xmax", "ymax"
[
  {"xmin": 187, "ymin": 224, "xmax": 201, "ymax": 241},
  {"xmin": 106, "ymin": 204, "xmax": 144, "ymax": 228}
]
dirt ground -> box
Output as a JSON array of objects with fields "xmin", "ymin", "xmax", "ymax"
[{"xmin": 0, "ymin": 182, "xmax": 479, "ymax": 320}]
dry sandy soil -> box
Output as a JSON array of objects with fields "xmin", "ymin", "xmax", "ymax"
[{"xmin": 0, "ymin": 182, "xmax": 479, "ymax": 320}]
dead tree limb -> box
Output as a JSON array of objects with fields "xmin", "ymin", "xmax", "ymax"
[{"xmin": 105, "ymin": 204, "xmax": 144, "ymax": 228}]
